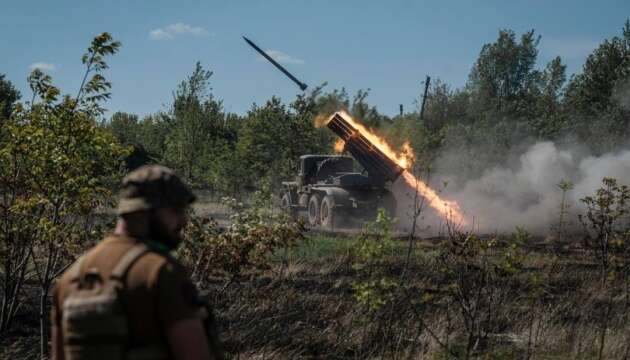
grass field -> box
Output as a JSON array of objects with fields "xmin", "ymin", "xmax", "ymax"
[
  {"xmin": 201, "ymin": 231, "xmax": 629, "ymax": 359},
  {"xmin": 3, "ymin": 229, "xmax": 629, "ymax": 359}
]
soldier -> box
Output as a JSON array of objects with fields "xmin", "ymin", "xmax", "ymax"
[{"xmin": 51, "ymin": 165, "xmax": 223, "ymax": 360}]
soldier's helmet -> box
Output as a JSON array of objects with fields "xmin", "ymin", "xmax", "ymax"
[{"xmin": 117, "ymin": 165, "xmax": 196, "ymax": 215}]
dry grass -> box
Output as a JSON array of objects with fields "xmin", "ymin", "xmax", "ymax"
[
  {"xmin": 3, "ymin": 233, "xmax": 630, "ymax": 359},
  {"xmin": 204, "ymin": 234, "xmax": 630, "ymax": 359}
]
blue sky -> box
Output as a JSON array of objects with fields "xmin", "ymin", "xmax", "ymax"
[{"xmin": 2, "ymin": 0, "xmax": 629, "ymax": 118}]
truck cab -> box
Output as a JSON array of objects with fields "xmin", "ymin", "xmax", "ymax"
[{"xmin": 281, "ymin": 155, "xmax": 395, "ymax": 230}]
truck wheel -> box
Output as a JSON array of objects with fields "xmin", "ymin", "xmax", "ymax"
[
  {"xmin": 308, "ymin": 194, "xmax": 321, "ymax": 226},
  {"xmin": 280, "ymin": 193, "xmax": 295, "ymax": 218},
  {"xmin": 320, "ymin": 195, "xmax": 337, "ymax": 231},
  {"xmin": 298, "ymin": 194, "xmax": 309, "ymax": 208}
]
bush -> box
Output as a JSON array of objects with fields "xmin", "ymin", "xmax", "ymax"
[{"xmin": 179, "ymin": 194, "xmax": 304, "ymax": 282}]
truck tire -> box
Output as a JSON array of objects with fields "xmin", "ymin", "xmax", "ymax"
[
  {"xmin": 308, "ymin": 194, "xmax": 321, "ymax": 226},
  {"xmin": 298, "ymin": 194, "xmax": 309, "ymax": 208},
  {"xmin": 320, "ymin": 195, "xmax": 337, "ymax": 231}
]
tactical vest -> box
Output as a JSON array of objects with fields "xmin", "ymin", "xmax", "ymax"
[
  {"xmin": 61, "ymin": 243, "xmax": 224, "ymax": 360},
  {"xmin": 61, "ymin": 244, "xmax": 168, "ymax": 360}
]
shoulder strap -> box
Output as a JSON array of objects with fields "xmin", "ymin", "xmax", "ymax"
[
  {"xmin": 110, "ymin": 244, "xmax": 149, "ymax": 282},
  {"xmin": 70, "ymin": 255, "xmax": 87, "ymax": 283}
]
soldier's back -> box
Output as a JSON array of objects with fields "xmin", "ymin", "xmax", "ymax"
[{"xmin": 53, "ymin": 234, "xmax": 199, "ymax": 359}]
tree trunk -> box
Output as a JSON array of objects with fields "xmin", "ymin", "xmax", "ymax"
[
  {"xmin": 40, "ymin": 288, "xmax": 48, "ymax": 359},
  {"xmin": 6, "ymin": 255, "xmax": 28, "ymax": 331},
  {"xmin": 0, "ymin": 292, "xmax": 8, "ymax": 331},
  {"xmin": 1, "ymin": 246, "xmax": 29, "ymax": 332},
  {"xmin": 598, "ymin": 300, "xmax": 611, "ymax": 360},
  {"xmin": 1, "ymin": 245, "xmax": 14, "ymax": 331}
]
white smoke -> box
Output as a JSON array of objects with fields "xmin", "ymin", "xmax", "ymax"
[{"xmin": 395, "ymin": 142, "xmax": 630, "ymax": 234}]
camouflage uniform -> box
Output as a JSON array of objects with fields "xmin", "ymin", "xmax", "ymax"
[{"xmin": 51, "ymin": 165, "xmax": 223, "ymax": 360}]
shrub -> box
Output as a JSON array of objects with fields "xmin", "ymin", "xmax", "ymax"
[{"xmin": 179, "ymin": 194, "xmax": 304, "ymax": 283}]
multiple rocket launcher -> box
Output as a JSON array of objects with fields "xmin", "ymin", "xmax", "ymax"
[
  {"xmin": 243, "ymin": 35, "xmax": 466, "ymax": 225},
  {"xmin": 326, "ymin": 112, "xmax": 404, "ymax": 185},
  {"xmin": 243, "ymin": 36, "xmax": 405, "ymax": 186}
]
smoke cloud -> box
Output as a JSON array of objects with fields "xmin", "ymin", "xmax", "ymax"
[{"xmin": 394, "ymin": 142, "xmax": 630, "ymax": 235}]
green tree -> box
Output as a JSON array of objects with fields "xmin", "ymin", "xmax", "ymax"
[
  {"xmin": 529, "ymin": 56, "xmax": 568, "ymax": 138},
  {"xmin": 468, "ymin": 29, "xmax": 541, "ymax": 113},
  {"xmin": 204, "ymin": 112, "xmax": 242, "ymax": 195},
  {"xmin": 108, "ymin": 111, "xmax": 140, "ymax": 144},
  {"xmin": 435, "ymin": 29, "xmax": 561, "ymax": 181},
  {"xmin": 107, "ymin": 112, "xmax": 153, "ymax": 169},
  {"xmin": 0, "ymin": 74, "xmax": 20, "ymax": 121},
  {"xmin": 0, "ymin": 33, "xmax": 127, "ymax": 357},
  {"xmin": 313, "ymin": 86, "xmax": 350, "ymax": 115},
  {"xmin": 163, "ymin": 62, "xmax": 228, "ymax": 185},
  {"xmin": 136, "ymin": 112, "xmax": 172, "ymax": 161},
  {"xmin": 565, "ymin": 19, "xmax": 630, "ymax": 152},
  {"xmin": 234, "ymin": 87, "xmax": 336, "ymax": 193},
  {"xmin": 566, "ymin": 19, "xmax": 630, "ymax": 114},
  {"xmin": 351, "ymin": 89, "xmax": 384, "ymax": 128},
  {"xmin": 290, "ymin": 84, "xmax": 339, "ymax": 156},
  {"xmin": 236, "ymin": 97, "xmax": 295, "ymax": 190}
]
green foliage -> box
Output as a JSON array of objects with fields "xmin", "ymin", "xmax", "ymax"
[
  {"xmin": 350, "ymin": 89, "xmax": 385, "ymax": 128},
  {"xmin": 235, "ymin": 97, "xmax": 295, "ymax": 188},
  {"xmin": 132, "ymin": 113, "xmax": 173, "ymax": 162},
  {"xmin": 163, "ymin": 62, "xmax": 229, "ymax": 184},
  {"xmin": 578, "ymin": 177, "xmax": 630, "ymax": 360},
  {"xmin": 75, "ymin": 32, "xmax": 121, "ymax": 115},
  {"xmin": 235, "ymin": 89, "xmax": 333, "ymax": 191},
  {"xmin": 565, "ymin": 20, "xmax": 630, "ymax": 153},
  {"xmin": 469, "ymin": 29, "xmax": 542, "ymax": 107},
  {"xmin": 566, "ymin": 20, "xmax": 630, "ymax": 114},
  {"xmin": 6, "ymin": 17, "xmax": 630, "ymax": 360},
  {"xmin": 0, "ymin": 33, "xmax": 127, "ymax": 355},
  {"xmin": 1, "ymin": 31, "xmax": 127, "ymax": 263},
  {"xmin": 580, "ymin": 177, "xmax": 630, "ymax": 282},
  {"xmin": 109, "ymin": 111, "xmax": 141, "ymax": 144},
  {"xmin": 433, "ymin": 27, "xmax": 574, "ymax": 180},
  {"xmin": 351, "ymin": 209, "xmax": 398, "ymax": 311},
  {"xmin": 436, "ymin": 231, "xmax": 524, "ymax": 358},
  {"xmin": 179, "ymin": 194, "xmax": 304, "ymax": 280},
  {"xmin": 280, "ymin": 233, "xmax": 355, "ymax": 261},
  {"xmin": 0, "ymin": 74, "xmax": 20, "ymax": 120},
  {"xmin": 107, "ymin": 112, "xmax": 153, "ymax": 169}
]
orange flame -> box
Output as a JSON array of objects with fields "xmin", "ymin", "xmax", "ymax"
[
  {"xmin": 334, "ymin": 139, "xmax": 345, "ymax": 153},
  {"xmin": 401, "ymin": 172, "xmax": 467, "ymax": 225},
  {"xmin": 320, "ymin": 110, "xmax": 466, "ymax": 224},
  {"xmin": 328, "ymin": 111, "xmax": 415, "ymax": 169}
]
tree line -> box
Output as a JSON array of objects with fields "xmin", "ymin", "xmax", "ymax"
[{"xmin": 98, "ymin": 20, "xmax": 630, "ymax": 195}]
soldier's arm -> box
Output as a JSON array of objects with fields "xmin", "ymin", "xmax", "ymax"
[
  {"xmin": 155, "ymin": 261, "xmax": 214, "ymax": 360},
  {"xmin": 166, "ymin": 318, "xmax": 212, "ymax": 360},
  {"xmin": 50, "ymin": 284, "xmax": 65, "ymax": 360}
]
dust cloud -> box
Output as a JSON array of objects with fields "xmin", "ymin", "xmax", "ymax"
[{"xmin": 393, "ymin": 142, "xmax": 630, "ymax": 235}]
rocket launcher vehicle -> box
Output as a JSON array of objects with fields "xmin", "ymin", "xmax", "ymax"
[{"xmin": 326, "ymin": 112, "xmax": 404, "ymax": 186}]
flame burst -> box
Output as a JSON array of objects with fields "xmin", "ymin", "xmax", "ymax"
[
  {"xmin": 321, "ymin": 110, "xmax": 467, "ymax": 224},
  {"xmin": 333, "ymin": 139, "xmax": 345, "ymax": 153},
  {"xmin": 401, "ymin": 171, "xmax": 467, "ymax": 225}
]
